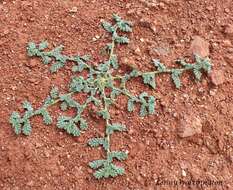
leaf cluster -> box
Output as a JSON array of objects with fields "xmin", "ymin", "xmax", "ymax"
[{"xmin": 10, "ymin": 14, "xmax": 212, "ymax": 181}]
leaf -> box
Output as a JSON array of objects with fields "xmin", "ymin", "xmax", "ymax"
[
  {"xmin": 148, "ymin": 96, "xmax": 155, "ymax": 114},
  {"xmin": 129, "ymin": 69, "xmax": 140, "ymax": 77},
  {"xmin": 171, "ymin": 70, "xmax": 182, "ymax": 89},
  {"xmin": 72, "ymin": 65, "xmax": 79, "ymax": 72},
  {"xmin": 105, "ymin": 43, "xmax": 113, "ymax": 52},
  {"xmin": 80, "ymin": 119, "xmax": 88, "ymax": 130},
  {"xmin": 138, "ymin": 92, "xmax": 150, "ymax": 117},
  {"xmin": 88, "ymin": 137, "xmax": 109, "ymax": 151},
  {"xmin": 152, "ymin": 59, "xmax": 166, "ymax": 72},
  {"xmin": 93, "ymin": 163, "xmax": 125, "ymax": 179},
  {"xmin": 193, "ymin": 68, "xmax": 202, "ymax": 81},
  {"xmin": 57, "ymin": 116, "xmax": 80, "ymax": 136},
  {"xmin": 88, "ymin": 96, "xmax": 101, "ymax": 106},
  {"xmin": 60, "ymin": 102, "xmax": 68, "ymax": 111},
  {"xmin": 22, "ymin": 101, "xmax": 33, "ymax": 112},
  {"xmin": 201, "ymin": 58, "xmax": 212, "ymax": 73},
  {"xmin": 50, "ymin": 87, "xmax": 59, "ymax": 99},
  {"xmin": 102, "ymin": 21, "xmax": 115, "ymax": 33},
  {"xmin": 110, "ymin": 54, "xmax": 118, "ymax": 69},
  {"xmin": 27, "ymin": 42, "xmax": 38, "ymax": 56},
  {"xmin": 117, "ymin": 21, "xmax": 132, "ymax": 32},
  {"xmin": 139, "ymin": 103, "xmax": 148, "ymax": 117},
  {"xmin": 114, "ymin": 36, "xmax": 129, "ymax": 44},
  {"xmin": 41, "ymin": 109, "xmax": 52, "ymax": 125},
  {"xmin": 9, "ymin": 112, "xmax": 22, "ymax": 135},
  {"xmin": 108, "ymin": 151, "xmax": 128, "ymax": 161},
  {"xmin": 60, "ymin": 94, "xmax": 80, "ymax": 108},
  {"xmin": 127, "ymin": 98, "xmax": 135, "ymax": 112},
  {"xmin": 73, "ymin": 56, "xmax": 87, "ymax": 72},
  {"xmin": 81, "ymin": 55, "xmax": 91, "ymax": 61},
  {"xmin": 22, "ymin": 120, "xmax": 31, "ymax": 136},
  {"xmin": 43, "ymin": 96, "xmax": 54, "ymax": 106},
  {"xmin": 106, "ymin": 123, "xmax": 126, "ymax": 135},
  {"xmin": 110, "ymin": 89, "xmax": 121, "ymax": 99},
  {"xmin": 142, "ymin": 73, "xmax": 156, "ymax": 89},
  {"xmin": 176, "ymin": 59, "xmax": 193, "ymax": 69},
  {"xmin": 50, "ymin": 62, "xmax": 65, "ymax": 73},
  {"xmin": 194, "ymin": 55, "xmax": 212, "ymax": 73},
  {"xmin": 112, "ymin": 14, "xmax": 122, "ymax": 22},
  {"xmin": 38, "ymin": 41, "xmax": 48, "ymax": 50},
  {"xmin": 97, "ymin": 62, "xmax": 110, "ymax": 72},
  {"xmin": 89, "ymin": 160, "xmax": 106, "ymax": 169},
  {"xmin": 69, "ymin": 76, "xmax": 85, "ymax": 92},
  {"xmin": 97, "ymin": 109, "xmax": 110, "ymax": 120}
]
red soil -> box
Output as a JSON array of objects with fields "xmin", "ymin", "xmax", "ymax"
[{"xmin": 0, "ymin": 0, "xmax": 233, "ymax": 189}]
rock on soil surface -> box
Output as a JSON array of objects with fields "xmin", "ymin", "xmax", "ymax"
[
  {"xmin": 210, "ymin": 70, "xmax": 225, "ymax": 86},
  {"xmin": 190, "ymin": 36, "xmax": 209, "ymax": 58},
  {"xmin": 178, "ymin": 114, "xmax": 202, "ymax": 138}
]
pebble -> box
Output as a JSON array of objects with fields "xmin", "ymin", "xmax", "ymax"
[
  {"xmin": 121, "ymin": 57, "xmax": 138, "ymax": 69},
  {"xmin": 210, "ymin": 70, "xmax": 225, "ymax": 86},
  {"xmin": 134, "ymin": 47, "xmax": 141, "ymax": 55},
  {"xmin": 190, "ymin": 36, "xmax": 209, "ymax": 58},
  {"xmin": 69, "ymin": 7, "xmax": 78, "ymax": 13},
  {"xmin": 222, "ymin": 39, "xmax": 232, "ymax": 47},
  {"xmin": 178, "ymin": 114, "xmax": 202, "ymax": 138},
  {"xmin": 181, "ymin": 169, "xmax": 187, "ymax": 177}
]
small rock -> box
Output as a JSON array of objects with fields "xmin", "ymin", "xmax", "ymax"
[
  {"xmin": 222, "ymin": 40, "xmax": 232, "ymax": 47},
  {"xmin": 190, "ymin": 36, "xmax": 209, "ymax": 58},
  {"xmin": 178, "ymin": 114, "xmax": 202, "ymax": 138},
  {"xmin": 209, "ymin": 89, "xmax": 217, "ymax": 96},
  {"xmin": 121, "ymin": 57, "xmax": 138, "ymax": 69},
  {"xmin": 44, "ymin": 150, "xmax": 50, "ymax": 158},
  {"xmin": 134, "ymin": 47, "xmax": 141, "ymax": 55},
  {"xmin": 69, "ymin": 7, "xmax": 78, "ymax": 13},
  {"xmin": 181, "ymin": 169, "xmax": 187, "ymax": 177},
  {"xmin": 224, "ymin": 25, "xmax": 233, "ymax": 37},
  {"xmin": 210, "ymin": 70, "xmax": 225, "ymax": 86}
]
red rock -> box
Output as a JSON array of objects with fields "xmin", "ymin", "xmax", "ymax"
[
  {"xmin": 210, "ymin": 70, "xmax": 225, "ymax": 86},
  {"xmin": 190, "ymin": 36, "xmax": 209, "ymax": 58},
  {"xmin": 178, "ymin": 115, "xmax": 202, "ymax": 138}
]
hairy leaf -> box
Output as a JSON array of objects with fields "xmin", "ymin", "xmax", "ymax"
[
  {"xmin": 152, "ymin": 59, "xmax": 167, "ymax": 72},
  {"xmin": 171, "ymin": 69, "xmax": 182, "ymax": 88},
  {"xmin": 106, "ymin": 123, "xmax": 126, "ymax": 135},
  {"xmin": 142, "ymin": 73, "xmax": 156, "ymax": 89},
  {"xmin": 10, "ymin": 112, "xmax": 22, "ymax": 135},
  {"xmin": 89, "ymin": 159, "xmax": 106, "ymax": 169}
]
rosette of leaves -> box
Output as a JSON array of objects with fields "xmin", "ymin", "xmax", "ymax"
[{"xmin": 10, "ymin": 14, "xmax": 211, "ymax": 180}]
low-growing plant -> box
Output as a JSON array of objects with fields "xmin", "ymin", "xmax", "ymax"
[{"xmin": 10, "ymin": 14, "xmax": 211, "ymax": 179}]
